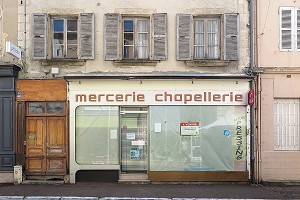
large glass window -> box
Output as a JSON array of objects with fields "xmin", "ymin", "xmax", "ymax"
[
  {"xmin": 149, "ymin": 106, "xmax": 247, "ymax": 171},
  {"xmin": 75, "ymin": 106, "xmax": 119, "ymax": 165}
]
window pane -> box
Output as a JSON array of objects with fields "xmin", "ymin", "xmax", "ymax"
[
  {"xmin": 124, "ymin": 20, "xmax": 134, "ymax": 32},
  {"xmin": 47, "ymin": 102, "xmax": 64, "ymax": 114},
  {"xmin": 138, "ymin": 20, "xmax": 149, "ymax": 32},
  {"xmin": 53, "ymin": 44, "xmax": 64, "ymax": 58},
  {"xmin": 194, "ymin": 20, "xmax": 204, "ymax": 33},
  {"xmin": 282, "ymin": 10, "xmax": 292, "ymax": 29},
  {"xmin": 28, "ymin": 102, "xmax": 46, "ymax": 114},
  {"xmin": 123, "ymin": 46, "xmax": 134, "ymax": 59},
  {"xmin": 124, "ymin": 33, "xmax": 134, "ymax": 45},
  {"xmin": 150, "ymin": 106, "xmax": 247, "ymax": 171},
  {"xmin": 67, "ymin": 19, "xmax": 77, "ymax": 31},
  {"xmin": 138, "ymin": 33, "xmax": 148, "ymax": 45},
  {"xmin": 75, "ymin": 106, "xmax": 119, "ymax": 165},
  {"xmin": 282, "ymin": 30, "xmax": 292, "ymax": 49},
  {"xmin": 297, "ymin": 30, "xmax": 300, "ymax": 49},
  {"xmin": 194, "ymin": 33, "xmax": 204, "ymax": 46},
  {"xmin": 194, "ymin": 46, "xmax": 205, "ymax": 59},
  {"xmin": 54, "ymin": 19, "xmax": 64, "ymax": 32},
  {"xmin": 54, "ymin": 33, "xmax": 64, "ymax": 44},
  {"xmin": 66, "ymin": 45, "xmax": 78, "ymax": 58},
  {"xmin": 137, "ymin": 46, "xmax": 148, "ymax": 59},
  {"xmin": 67, "ymin": 33, "xmax": 77, "ymax": 44}
]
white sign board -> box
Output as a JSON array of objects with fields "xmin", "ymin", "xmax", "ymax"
[
  {"xmin": 180, "ymin": 122, "xmax": 200, "ymax": 136},
  {"xmin": 6, "ymin": 41, "xmax": 21, "ymax": 59}
]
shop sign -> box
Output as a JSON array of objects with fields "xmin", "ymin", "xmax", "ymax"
[
  {"xmin": 6, "ymin": 41, "xmax": 21, "ymax": 59},
  {"xmin": 248, "ymin": 89, "xmax": 254, "ymax": 106},
  {"xmin": 71, "ymin": 90, "xmax": 248, "ymax": 106},
  {"xmin": 180, "ymin": 122, "xmax": 200, "ymax": 136},
  {"xmin": 130, "ymin": 147, "xmax": 140, "ymax": 160}
]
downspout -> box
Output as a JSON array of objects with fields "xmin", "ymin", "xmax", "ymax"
[{"xmin": 249, "ymin": 0, "xmax": 256, "ymax": 183}]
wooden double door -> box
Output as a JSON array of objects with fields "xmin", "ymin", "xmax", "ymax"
[{"xmin": 26, "ymin": 117, "xmax": 67, "ymax": 176}]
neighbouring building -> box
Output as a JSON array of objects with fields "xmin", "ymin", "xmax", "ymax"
[
  {"xmin": 0, "ymin": 0, "xmax": 20, "ymax": 183},
  {"xmin": 16, "ymin": 0, "xmax": 253, "ymax": 183},
  {"xmin": 255, "ymin": 0, "xmax": 300, "ymax": 182}
]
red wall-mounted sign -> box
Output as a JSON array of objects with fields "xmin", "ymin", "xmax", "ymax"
[{"xmin": 248, "ymin": 89, "xmax": 255, "ymax": 106}]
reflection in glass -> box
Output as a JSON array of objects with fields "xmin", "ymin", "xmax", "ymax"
[
  {"xmin": 47, "ymin": 102, "xmax": 64, "ymax": 114},
  {"xmin": 29, "ymin": 102, "xmax": 46, "ymax": 114}
]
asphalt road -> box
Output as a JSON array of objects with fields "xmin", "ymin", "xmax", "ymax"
[{"xmin": 0, "ymin": 182, "xmax": 300, "ymax": 199}]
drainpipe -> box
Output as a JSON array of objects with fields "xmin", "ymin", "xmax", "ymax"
[{"xmin": 249, "ymin": 0, "xmax": 256, "ymax": 183}]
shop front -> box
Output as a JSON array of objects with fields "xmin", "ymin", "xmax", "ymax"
[{"xmin": 68, "ymin": 78, "xmax": 251, "ymax": 183}]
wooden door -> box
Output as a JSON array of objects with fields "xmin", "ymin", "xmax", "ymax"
[
  {"xmin": 26, "ymin": 117, "xmax": 46, "ymax": 175},
  {"xmin": 46, "ymin": 117, "xmax": 66, "ymax": 175},
  {"xmin": 26, "ymin": 117, "xmax": 67, "ymax": 176}
]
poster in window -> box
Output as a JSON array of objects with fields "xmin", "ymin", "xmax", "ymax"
[
  {"xmin": 180, "ymin": 122, "xmax": 200, "ymax": 136},
  {"xmin": 130, "ymin": 147, "xmax": 140, "ymax": 160}
]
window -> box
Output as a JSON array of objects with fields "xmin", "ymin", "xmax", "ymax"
[
  {"xmin": 52, "ymin": 18, "xmax": 78, "ymax": 58},
  {"xmin": 123, "ymin": 18, "xmax": 150, "ymax": 59},
  {"xmin": 104, "ymin": 13, "xmax": 167, "ymax": 61},
  {"xmin": 280, "ymin": 7, "xmax": 300, "ymax": 51},
  {"xmin": 177, "ymin": 13, "xmax": 239, "ymax": 61},
  {"xmin": 274, "ymin": 99, "xmax": 300, "ymax": 151},
  {"xmin": 32, "ymin": 13, "xmax": 94, "ymax": 60},
  {"xmin": 194, "ymin": 18, "xmax": 220, "ymax": 59}
]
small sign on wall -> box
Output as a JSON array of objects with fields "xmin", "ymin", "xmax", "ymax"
[{"xmin": 180, "ymin": 122, "xmax": 200, "ymax": 136}]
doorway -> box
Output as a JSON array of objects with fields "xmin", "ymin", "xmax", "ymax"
[
  {"xmin": 25, "ymin": 102, "xmax": 67, "ymax": 178},
  {"xmin": 120, "ymin": 107, "xmax": 148, "ymax": 173}
]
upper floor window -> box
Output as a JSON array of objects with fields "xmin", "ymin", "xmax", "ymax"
[
  {"xmin": 104, "ymin": 13, "xmax": 167, "ymax": 61},
  {"xmin": 194, "ymin": 18, "xmax": 220, "ymax": 59},
  {"xmin": 176, "ymin": 13, "xmax": 239, "ymax": 61},
  {"xmin": 123, "ymin": 17, "xmax": 150, "ymax": 59},
  {"xmin": 52, "ymin": 18, "xmax": 78, "ymax": 59},
  {"xmin": 32, "ymin": 13, "xmax": 94, "ymax": 60},
  {"xmin": 280, "ymin": 7, "xmax": 300, "ymax": 51}
]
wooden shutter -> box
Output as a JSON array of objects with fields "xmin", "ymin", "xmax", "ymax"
[
  {"xmin": 79, "ymin": 13, "xmax": 94, "ymax": 59},
  {"xmin": 224, "ymin": 13, "xmax": 239, "ymax": 61},
  {"xmin": 280, "ymin": 8, "xmax": 293, "ymax": 50},
  {"xmin": 152, "ymin": 13, "xmax": 167, "ymax": 60},
  {"xmin": 104, "ymin": 13, "xmax": 120, "ymax": 60},
  {"xmin": 32, "ymin": 14, "xmax": 47, "ymax": 59},
  {"xmin": 176, "ymin": 14, "xmax": 192, "ymax": 60}
]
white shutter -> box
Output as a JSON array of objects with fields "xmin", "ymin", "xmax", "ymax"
[
  {"xmin": 296, "ymin": 9, "xmax": 300, "ymax": 50},
  {"xmin": 104, "ymin": 13, "xmax": 120, "ymax": 60},
  {"xmin": 32, "ymin": 14, "xmax": 47, "ymax": 59},
  {"xmin": 280, "ymin": 8, "xmax": 293, "ymax": 50},
  {"xmin": 79, "ymin": 13, "xmax": 94, "ymax": 59},
  {"xmin": 176, "ymin": 13, "xmax": 192, "ymax": 60},
  {"xmin": 274, "ymin": 99, "xmax": 300, "ymax": 151},
  {"xmin": 224, "ymin": 13, "xmax": 239, "ymax": 60},
  {"xmin": 152, "ymin": 13, "xmax": 167, "ymax": 60}
]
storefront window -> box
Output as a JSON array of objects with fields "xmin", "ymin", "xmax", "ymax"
[
  {"xmin": 75, "ymin": 106, "xmax": 119, "ymax": 165},
  {"xmin": 149, "ymin": 106, "xmax": 246, "ymax": 171}
]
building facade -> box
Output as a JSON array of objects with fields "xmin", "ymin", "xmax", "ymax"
[
  {"xmin": 255, "ymin": 0, "xmax": 300, "ymax": 182},
  {"xmin": 0, "ymin": 0, "xmax": 20, "ymax": 183},
  {"xmin": 15, "ymin": 0, "xmax": 252, "ymax": 183}
]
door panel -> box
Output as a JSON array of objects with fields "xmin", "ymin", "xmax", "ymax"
[
  {"xmin": 25, "ymin": 117, "xmax": 46, "ymax": 175},
  {"xmin": 46, "ymin": 117, "xmax": 66, "ymax": 175}
]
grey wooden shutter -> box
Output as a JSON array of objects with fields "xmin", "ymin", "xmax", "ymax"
[
  {"xmin": 224, "ymin": 13, "xmax": 239, "ymax": 60},
  {"xmin": 176, "ymin": 14, "xmax": 192, "ymax": 60},
  {"xmin": 104, "ymin": 13, "xmax": 120, "ymax": 60},
  {"xmin": 32, "ymin": 14, "xmax": 47, "ymax": 59},
  {"xmin": 152, "ymin": 13, "xmax": 167, "ymax": 60},
  {"xmin": 79, "ymin": 13, "xmax": 94, "ymax": 59}
]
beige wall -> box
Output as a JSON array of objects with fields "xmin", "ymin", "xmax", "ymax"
[
  {"xmin": 259, "ymin": 74, "xmax": 300, "ymax": 181},
  {"xmin": 17, "ymin": 0, "xmax": 250, "ymax": 78},
  {"xmin": 256, "ymin": 0, "xmax": 300, "ymax": 68},
  {"xmin": 0, "ymin": 0, "xmax": 18, "ymax": 64}
]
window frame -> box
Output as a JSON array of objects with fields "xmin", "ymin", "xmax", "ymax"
[
  {"xmin": 274, "ymin": 99, "xmax": 300, "ymax": 151},
  {"xmin": 279, "ymin": 7, "xmax": 300, "ymax": 52},
  {"xmin": 122, "ymin": 16, "xmax": 150, "ymax": 60},
  {"xmin": 51, "ymin": 16, "xmax": 79, "ymax": 59},
  {"xmin": 193, "ymin": 17, "xmax": 221, "ymax": 60}
]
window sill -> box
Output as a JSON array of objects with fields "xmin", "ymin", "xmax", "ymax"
[
  {"xmin": 41, "ymin": 59, "xmax": 86, "ymax": 66},
  {"xmin": 113, "ymin": 60, "xmax": 158, "ymax": 67},
  {"xmin": 185, "ymin": 60, "xmax": 230, "ymax": 67}
]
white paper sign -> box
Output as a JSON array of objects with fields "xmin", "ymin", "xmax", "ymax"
[
  {"xmin": 132, "ymin": 140, "xmax": 145, "ymax": 146},
  {"xmin": 154, "ymin": 123, "xmax": 161, "ymax": 133},
  {"xmin": 110, "ymin": 130, "xmax": 118, "ymax": 139},
  {"xmin": 126, "ymin": 133, "xmax": 136, "ymax": 140}
]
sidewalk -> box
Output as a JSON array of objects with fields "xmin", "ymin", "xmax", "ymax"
[{"xmin": 0, "ymin": 182, "xmax": 300, "ymax": 199}]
